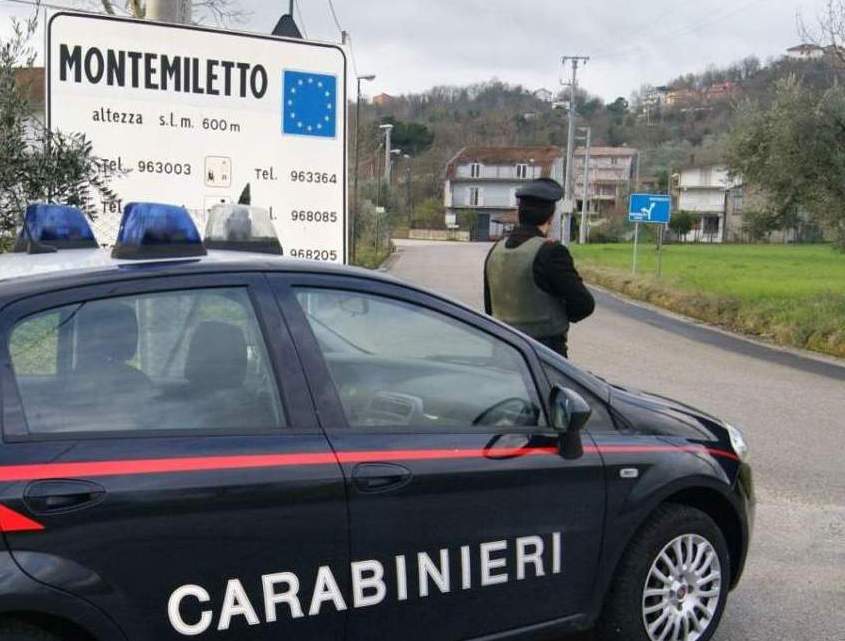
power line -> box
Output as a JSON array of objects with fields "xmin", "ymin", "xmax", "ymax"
[
  {"xmin": 324, "ymin": 0, "xmax": 359, "ymax": 77},
  {"xmin": 593, "ymin": 0, "xmax": 767, "ymax": 62},
  {"xmin": 326, "ymin": 0, "xmax": 343, "ymax": 35},
  {"xmin": 294, "ymin": 0, "xmax": 308, "ymax": 38}
]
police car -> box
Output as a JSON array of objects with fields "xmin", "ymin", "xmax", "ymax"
[{"xmin": 0, "ymin": 203, "xmax": 753, "ymax": 641}]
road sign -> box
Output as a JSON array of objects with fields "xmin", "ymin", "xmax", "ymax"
[
  {"xmin": 47, "ymin": 12, "xmax": 348, "ymax": 263},
  {"xmin": 628, "ymin": 193, "xmax": 671, "ymax": 224}
]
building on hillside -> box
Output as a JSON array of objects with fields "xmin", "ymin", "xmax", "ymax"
[
  {"xmin": 572, "ymin": 146, "xmax": 639, "ymax": 218},
  {"xmin": 664, "ymin": 88, "xmax": 698, "ymax": 107},
  {"xmin": 532, "ymin": 88, "xmax": 554, "ymax": 103},
  {"xmin": 642, "ymin": 86, "xmax": 669, "ymax": 109},
  {"xmin": 675, "ymin": 165, "xmax": 739, "ymax": 242},
  {"xmin": 703, "ymin": 81, "xmax": 739, "ymax": 102},
  {"xmin": 372, "ymin": 93, "xmax": 395, "ymax": 107},
  {"xmin": 443, "ymin": 146, "xmax": 564, "ymax": 241},
  {"xmin": 676, "ymin": 164, "xmax": 825, "ymax": 243},
  {"xmin": 637, "ymin": 176, "xmax": 661, "ymax": 193},
  {"xmin": 786, "ymin": 44, "xmax": 824, "ymax": 60}
]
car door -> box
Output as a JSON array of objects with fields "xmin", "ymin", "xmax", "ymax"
[
  {"xmin": 273, "ymin": 273, "xmax": 606, "ymax": 641},
  {"xmin": 0, "ymin": 273, "xmax": 348, "ymax": 641}
]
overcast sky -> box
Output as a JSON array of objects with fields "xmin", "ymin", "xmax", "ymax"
[{"xmin": 0, "ymin": 0, "xmax": 833, "ymax": 100}]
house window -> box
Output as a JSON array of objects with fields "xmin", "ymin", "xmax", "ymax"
[
  {"xmin": 515, "ymin": 163, "xmax": 528, "ymax": 179},
  {"xmin": 469, "ymin": 187, "xmax": 481, "ymax": 207},
  {"xmin": 732, "ymin": 189, "xmax": 744, "ymax": 212},
  {"xmin": 470, "ymin": 163, "xmax": 481, "ymax": 178}
]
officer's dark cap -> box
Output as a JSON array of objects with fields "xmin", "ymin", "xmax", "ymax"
[{"xmin": 515, "ymin": 177, "xmax": 564, "ymax": 203}]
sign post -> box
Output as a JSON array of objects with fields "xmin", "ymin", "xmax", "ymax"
[
  {"xmin": 632, "ymin": 222, "xmax": 640, "ymax": 274},
  {"xmin": 628, "ymin": 193, "xmax": 671, "ymax": 276},
  {"xmin": 47, "ymin": 12, "xmax": 348, "ymax": 263}
]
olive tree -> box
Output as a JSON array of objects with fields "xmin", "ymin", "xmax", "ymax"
[
  {"xmin": 0, "ymin": 13, "xmax": 119, "ymax": 248},
  {"xmin": 726, "ymin": 76, "xmax": 845, "ymax": 249},
  {"xmin": 668, "ymin": 211, "xmax": 694, "ymax": 239}
]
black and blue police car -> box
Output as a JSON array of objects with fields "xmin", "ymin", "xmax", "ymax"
[{"xmin": 0, "ymin": 202, "xmax": 753, "ymax": 641}]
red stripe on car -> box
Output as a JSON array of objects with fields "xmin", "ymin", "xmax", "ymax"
[
  {"xmin": 0, "ymin": 445, "xmax": 736, "ymax": 484},
  {"xmin": 0, "ymin": 505, "xmax": 44, "ymax": 532}
]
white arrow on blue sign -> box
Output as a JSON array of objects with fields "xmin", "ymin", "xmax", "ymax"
[{"xmin": 628, "ymin": 193, "xmax": 672, "ymax": 224}]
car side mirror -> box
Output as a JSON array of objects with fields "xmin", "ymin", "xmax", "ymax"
[{"xmin": 549, "ymin": 385, "xmax": 591, "ymax": 459}]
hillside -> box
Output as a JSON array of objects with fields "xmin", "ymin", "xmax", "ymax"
[{"xmin": 353, "ymin": 53, "xmax": 844, "ymax": 219}]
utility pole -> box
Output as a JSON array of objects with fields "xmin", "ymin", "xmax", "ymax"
[
  {"xmin": 351, "ymin": 74, "xmax": 376, "ymax": 263},
  {"xmin": 404, "ymin": 154, "xmax": 412, "ymax": 226},
  {"xmin": 578, "ymin": 126, "xmax": 592, "ymax": 244},
  {"xmin": 558, "ymin": 55, "xmax": 589, "ymax": 245},
  {"xmin": 380, "ymin": 124, "xmax": 394, "ymax": 183},
  {"xmin": 147, "ymin": 0, "xmax": 191, "ymax": 23}
]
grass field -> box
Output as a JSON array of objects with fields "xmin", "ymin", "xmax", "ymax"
[{"xmin": 569, "ymin": 243, "xmax": 845, "ymax": 358}]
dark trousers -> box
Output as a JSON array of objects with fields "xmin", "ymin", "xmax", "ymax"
[{"xmin": 536, "ymin": 334, "xmax": 568, "ymax": 358}]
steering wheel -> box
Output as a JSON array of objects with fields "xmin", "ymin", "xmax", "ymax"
[{"xmin": 472, "ymin": 397, "xmax": 537, "ymax": 427}]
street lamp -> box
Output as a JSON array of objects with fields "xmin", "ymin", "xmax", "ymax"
[{"xmin": 352, "ymin": 73, "xmax": 376, "ymax": 263}]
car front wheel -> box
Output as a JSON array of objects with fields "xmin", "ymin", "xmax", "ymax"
[{"xmin": 596, "ymin": 504, "xmax": 731, "ymax": 641}]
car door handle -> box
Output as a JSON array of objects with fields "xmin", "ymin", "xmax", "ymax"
[
  {"xmin": 352, "ymin": 463, "xmax": 412, "ymax": 494},
  {"xmin": 24, "ymin": 480, "xmax": 106, "ymax": 514}
]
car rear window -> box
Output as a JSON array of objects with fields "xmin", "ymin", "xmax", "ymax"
[{"xmin": 8, "ymin": 287, "xmax": 285, "ymax": 436}]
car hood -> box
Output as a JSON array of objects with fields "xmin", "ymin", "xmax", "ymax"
[{"xmin": 608, "ymin": 385, "xmax": 729, "ymax": 441}]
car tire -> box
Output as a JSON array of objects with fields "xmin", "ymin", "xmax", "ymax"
[
  {"xmin": 596, "ymin": 504, "xmax": 731, "ymax": 641},
  {"xmin": 0, "ymin": 619, "xmax": 61, "ymax": 641}
]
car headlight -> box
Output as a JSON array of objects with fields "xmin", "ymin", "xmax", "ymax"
[{"xmin": 726, "ymin": 423, "xmax": 749, "ymax": 461}]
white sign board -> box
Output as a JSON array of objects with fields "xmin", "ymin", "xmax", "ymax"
[{"xmin": 47, "ymin": 12, "xmax": 348, "ymax": 263}]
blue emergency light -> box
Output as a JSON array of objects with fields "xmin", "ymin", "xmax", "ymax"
[
  {"xmin": 112, "ymin": 202, "xmax": 207, "ymax": 259},
  {"xmin": 13, "ymin": 204, "xmax": 98, "ymax": 253}
]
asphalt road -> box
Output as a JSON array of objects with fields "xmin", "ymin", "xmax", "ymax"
[{"xmin": 385, "ymin": 239, "xmax": 845, "ymax": 641}]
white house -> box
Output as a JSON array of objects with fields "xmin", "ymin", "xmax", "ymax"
[
  {"xmin": 785, "ymin": 44, "xmax": 824, "ymax": 60},
  {"xmin": 676, "ymin": 165, "xmax": 740, "ymax": 242},
  {"xmin": 443, "ymin": 146, "xmax": 564, "ymax": 240}
]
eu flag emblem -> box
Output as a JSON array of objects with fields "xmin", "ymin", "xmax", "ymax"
[{"xmin": 283, "ymin": 71, "xmax": 337, "ymax": 138}]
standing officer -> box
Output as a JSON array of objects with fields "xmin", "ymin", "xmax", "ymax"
[{"xmin": 483, "ymin": 177, "xmax": 594, "ymax": 358}]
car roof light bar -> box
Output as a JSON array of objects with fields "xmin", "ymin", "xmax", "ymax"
[
  {"xmin": 204, "ymin": 204, "xmax": 283, "ymax": 255},
  {"xmin": 13, "ymin": 203, "xmax": 98, "ymax": 254},
  {"xmin": 111, "ymin": 202, "xmax": 207, "ymax": 260}
]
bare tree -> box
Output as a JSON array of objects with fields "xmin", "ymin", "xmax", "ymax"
[
  {"xmin": 88, "ymin": 1, "xmax": 248, "ymax": 25},
  {"xmin": 799, "ymin": 0, "xmax": 845, "ymax": 67}
]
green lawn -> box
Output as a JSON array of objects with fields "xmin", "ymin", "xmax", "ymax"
[{"xmin": 569, "ymin": 243, "xmax": 845, "ymax": 358}]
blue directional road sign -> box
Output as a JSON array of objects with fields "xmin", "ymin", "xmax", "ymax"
[{"xmin": 629, "ymin": 193, "xmax": 672, "ymax": 224}]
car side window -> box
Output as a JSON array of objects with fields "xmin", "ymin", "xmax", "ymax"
[
  {"xmin": 294, "ymin": 288, "xmax": 545, "ymax": 429},
  {"xmin": 8, "ymin": 287, "xmax": 285, "ymax": 435},
  {"xmin": 543, "ymin": 363, "xmax": 616, "ymax": 432}
]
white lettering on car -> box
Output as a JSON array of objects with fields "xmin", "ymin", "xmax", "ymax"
[
  {"xmin": 480, "ymin": 540, "xmax": 508, "ymax": 586},
  {"xmin": 262, "ymin": 572, "xmax": 304, "ymax": 622},
  {"xmin": 552, "ymin": 531, "xmax": 562, "ymax": 574},
  {"xmin": 217, "ymin": 578, "xmax": 260, "ymax": 631},
  {"xmin": 417, "ymin": 549, "xmax": 450, "ymax": 597},
  {"xmin": 308, "ymin": 565, "xmax": 347, "ymax": 616},
  {"xmin": 395, "ymin": 555, "xmax": 408, "ymax": 601},
  {"xmin": 168, "ymin": 531, "xmax": 564, "ymax": 636},
  {"xmin": 516, "ymin": 535, "xmax": 545, "ymax": 580},
  {"xmin": 351, "ymin": 560, "xmax": 387, "ymax": 608},
  {"xmin": 168, "ymin": 584, "xmax": 213, "ymax": 636},
  {"xmin": 460, "ymin": 544, "xmax": 472, "ymax": 590}
]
